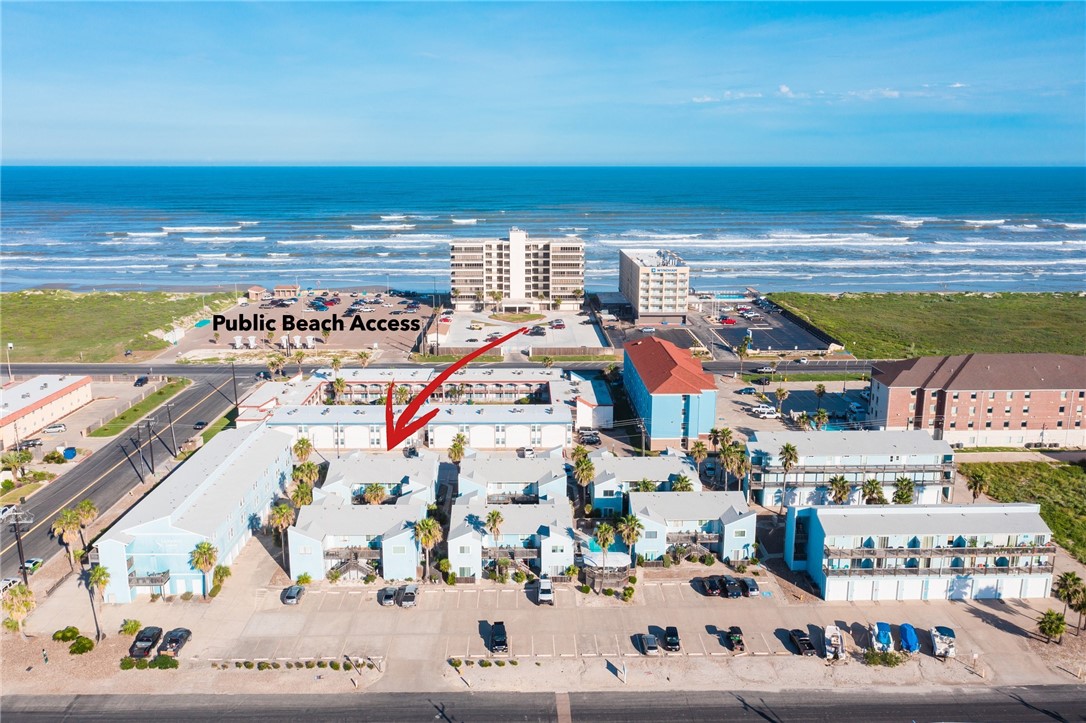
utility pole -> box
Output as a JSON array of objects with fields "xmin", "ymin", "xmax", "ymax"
[
  {"xmin": 135, "ymin": 425, "xmax": 147, "ymax": 480},
  {"xmin": 10, "ymin": 507, "xmax": 34, "ymax": 585},
  {"xmin": 146, "ymin": 420, "xmax": 156, "ymax": 476},
  {"xmin": 637, "ymin": 420, "xmax": 646, "ymax": 457},
  {"xmin": 165, "ymin": 404, "xmax": 178, "ymax": 456},
  {"xmin": 5, "ymin": 342, "xmax": 12, "ymax": 383},
  {"xmin": 230, "ymin": 362, "xmax": 240, "ymax": 414}
]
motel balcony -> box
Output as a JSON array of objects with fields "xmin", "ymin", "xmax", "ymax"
[
  {"xmin": 824, "ymin": 544, "xmax": 1054, "ymax": 560},
  {"xmin": 824, "ymin": 561, "xmax": 1054, "ymax": 577},
  {"xmin": 667, "ymin": 532, "xmax": 721, "ymax": 545},
  {"xmin": 483, "ymin": 547, "xmax": 540, "ymax": 560},
  {"xmin": 325, "ymin": 547, "xmax": 382, "ymax": 561},
  {"xmin": 129, "ymin": 570, "xmax": 171, "ymax": 586}
]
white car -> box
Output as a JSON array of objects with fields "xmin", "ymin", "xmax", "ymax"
[
  {"xmin": 1, "ymin": 578, "xmax": 20, "ymax": 595},
  {"xmin": 360, "ymin": 307, "xmax": 376, "ymax": 313},
  {"xmin": 757, "ymin": 410, "xmax": 782, "ymax": 420},
  {"xmin": 0, "ymin": 505, "xmax": 15, "ymax": 521},
  {"xmin": 519, "ymin": 447, "xmax": 536, "ymax": 459},
  {"xmin": 797, "ymin": 357, "xmax": 809, "ymax": 364},
  {"xmin": 752, "ymin": 405, "xmax": 776, "ymax": 414},
  {"xmin": 641, "ymin": 327, "xmax": 656, "ymax": 333},
  {"xmin": 43, "ymin": 423, "xmax": 67, "ymax": 434},
  {"xmin": 382, "ymin": 302, "xmax": 394, "ymax": 308}
]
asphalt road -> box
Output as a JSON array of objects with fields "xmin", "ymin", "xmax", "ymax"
[
  {"xmin": 2, "ymin": 686, "xmax": 1084, "ymax": 722},
  {"xmin": 1, "ymin": 372, "xmax": 256, "ymax": 578}
]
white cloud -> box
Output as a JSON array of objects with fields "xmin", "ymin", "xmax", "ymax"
[
  {"xmin": 778, "ymin": 84, "xmax": 795, "ymax": 98},
  {"xmin": 691, "ymin": 95, "xmax": 717, "ymax": 103},
  {"xmin": 949, "ymin": 82, "xmax": 967, "ymax": 88},
  {"xmin": 722, "ymin": 90, "xmax": 763, "ymax": 100},
  {"xmin": 847, "ymin": 87, "xmax": 901, "ymax": 100}
]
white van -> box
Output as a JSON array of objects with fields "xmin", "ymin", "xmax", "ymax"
[{"xmin": 43, "ymin": 423, "xmax": 67, "ymax": 434}]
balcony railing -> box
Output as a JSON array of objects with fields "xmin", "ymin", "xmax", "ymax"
[
  {"xmin": 129, "ymin": 571, "xmax": 171, "ymax": 586},
  {"xmin": 824, "ymin": 562, "xmax": 1054, "ymax": 578},
  {"xmin": 487, "ymin": 493, "xmax": 538, "ymax": 505},
  {"xmin": 825, "ymin": 544, "xmax": 1054, "ymax": 559},
  {"xmin": 754, "ymin": 462, "xmax": 952, "ymax": 477},
  {"xmin": 483, "ymin": 547, "xmax": 540, "ymax": 560},
  {"xmin": 325, "ymin": 547, "xmax": 382, "ymax": 561},
  {"xmin": 667, "ymin": 532, "xmax": 721, "ymax": 545}
]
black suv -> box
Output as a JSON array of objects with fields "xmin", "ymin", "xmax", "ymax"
[
  {"xmin": 789, "ymin": 629, "xmax": 817, "ymax": 656},
  {"xmin": 663, "ymin": 626, "xmax": 681, "ymax": 652},
  {"xmin": 490, "ymin": 621, "xmax": 508, "ymax": 653},
  {"xmin": 129, "ymin": 626, "xmax": 163, "ymax": 659},
  {"xmin": 721, "ymin": 575, "xmax": 743, "ymax": 598},
  {"xmin": 134, "ymin": 376, "xmax": 149, "ymax": 387},
  {"xmin": 702, "ymin": 576, "xmax": 722, "ymax": 596}
]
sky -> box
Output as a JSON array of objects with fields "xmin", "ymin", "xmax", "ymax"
[{"xmin": 2, "ymin": 2, "xmax": 1084, "ymax": 166}]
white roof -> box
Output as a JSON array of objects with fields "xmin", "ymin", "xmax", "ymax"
[
  {"xmin": 449, "ymin": 497, "xmax": 574, "ymax": 540},
  {"xmin": 325, "ymin": 450, "xmax": 439, "ymax": 488},
  {"xmin": 460, "ymin": 454, "xmax": 566, "ymax": 484},
  {"xmin": 313, "ymin": 367, "xmax": 564, "ymax": 385},
  {"xmin": 620, "ymin": 249, "xmax": 689, "ymax": 269},
  {"xmin": 589, "ymin": 451, "xmax": 697, "ymax": 484},
  {"xmin": 239, "ymin": 378, "xmax": 323, "ymax": 409},
  {"xmin": 99, "ymin": 425, "xmax": 293, "ymax": 543},
  {"xmin": 1, "ymin": 374, "xmax": 91, "ymax": 424},
  {"xmin": 267, "ymin": 402, "xmax": 571, "ymax": 426},
  {"xmin": 813, "ymin": 504, "xmax": 1051, "ymax": 538},
  {"xmin": 748, "ymin": 430, "xmax": 954, "ymax": 458},
  {"xmin": 293, "ymin": 492, "xmax": 424, "ymax": 541},
  {"xmin": 629, "ymin": 491, "xmax": 751, "ymax": 527}
]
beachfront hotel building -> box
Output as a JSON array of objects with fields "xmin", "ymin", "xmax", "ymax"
[
  {"xmin": 0, "ymin": 375, "xmax": 93, "ymax": 448},
  {"xmin": 867, "ymin": 353, "xmax": 1086, "ymax": 448},
  {"xmin": 623, "ymin": 337, "xmax": 717, "ymax": 450},
  {"xmin": 745, "ymin": 430, "xmax": 955, "ymax": 507},
  {"xmin": 449, "ymin": 227, "xmax": 585, "ymax": 312},
  {"xmin": 618, "ymin": 249, "xmax": 690, "ymax": 322},
  {"xmin": 784, "ymin": 504, "xmax": 1054, "ymax": 601}
]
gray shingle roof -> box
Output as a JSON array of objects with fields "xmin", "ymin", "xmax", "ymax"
[
  {"xmin": 628, "ymin": 491, "xmax": 751, "ymax": 526},
  {"xmin": 747, "ymin": 430, "xmax": 953, "ymax": 459},
  {"xmin": 873, "ymin": 354, "xmax": 1086, "ymax": 391},
  {"xmin": 813, "ymin": 503, "xmax": 1051, "ymax": 538}
]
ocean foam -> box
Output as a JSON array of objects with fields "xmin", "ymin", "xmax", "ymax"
[
  {"xmin": 962, "ymin": 219, "xmax": 1006, "ymax": 226},
  {"xmin": 182, "ymin": 236, "xmax": 267, "ymax": 242},
  {"xmin": 380, "ymin": 215, "xmax": 407, "ymax": 221},
  {"xmin": 237, "ymin": 221, "xmax": 260, "ymax": 226},
  {"xmin": 162, "ymin": 225, "xmax": 243, "ymax": 233},
  {"xmin": 126, "ymin": 231, "xmax": 169, "ymax": 238},
  {"xmin": 1062, "ymin": 222, "xmax": 1086, "ymax": 230},
  {"xmin": 451, "ymin": 218, "xmax": 479, "ymax": 225},
  {"xmin": 350, "ymin": 224, "xmax": 416, "ymax": 231}
]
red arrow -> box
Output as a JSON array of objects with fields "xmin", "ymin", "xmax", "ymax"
[{"xmin": 385, "ymin": 326, "xmax": 527, "ymax": 450}]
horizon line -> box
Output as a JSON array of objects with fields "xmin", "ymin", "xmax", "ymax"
[{"xmin": 3, "ymin": 163, "xmax": 1085, "ymax": 170}]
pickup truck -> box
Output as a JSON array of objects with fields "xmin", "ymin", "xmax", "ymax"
[{"xmin": 537, "ymin": 576, "xmax": 554, "ymax": 605}]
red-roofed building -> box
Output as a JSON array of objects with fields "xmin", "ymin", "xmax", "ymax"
[
  {"xmin": 623, "ymin": 337, "xmax": 717, "ymax": 450},
  {"xmin": 1, "ymin": 375, "xmax": 93, "ymax": 448}
]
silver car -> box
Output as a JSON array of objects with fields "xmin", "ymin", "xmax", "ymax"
[{"xmin": 399, "ymin": 584, "xmax": 418, "ymax": 608}]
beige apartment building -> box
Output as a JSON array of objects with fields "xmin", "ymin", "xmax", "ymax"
[
  {"xmin": 618, "ymin": 249, "xmax": 690, "ymax": 322},
  {"xmin": 868, "ymin": 353, "xmax": 1086, "ymax": 448},
  {"xmin": 450, "ymin": 227, "xmax": 584, "ymax": 312},
  {"xmin": 1, "ymin": 374, "xmax": 93, "ymax": 447}
]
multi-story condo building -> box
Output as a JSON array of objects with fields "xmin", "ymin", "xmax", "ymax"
[
  {"xmin": 629, "ymin": 491, "xmax": 756, "ymax": 563},
  {"xmin": 784, "ymin": 503, "xmax": 1054, "ymax": 601},
  {"xmin": 618, "ymin": 249, "xmax": 690, "ymax": 322},
  {"xmin": 745, "ymin": 430, "xmax": 955, "ymax": 507},
  {"xmin": 623, "ymin": 337, "xmax": 717, "ymax": 450},
  {"xmin": 1, "ymin": 374, "xmax": 93, "ymax": 448},
  {"xmin": 868, "ymin": 353, "xmax": 1086, "ymax": 448},
  {"xmin": 447, "ymin": 496, "xmax": 576, "ymax": 580},
  {"xmin": 450, "ymin": 227, "xmax": 584, "ymax": 312}
]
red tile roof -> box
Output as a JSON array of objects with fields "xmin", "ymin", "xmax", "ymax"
[{"xmin": 624, "ymin": 337, "xmax": 715, "ymax": 395}]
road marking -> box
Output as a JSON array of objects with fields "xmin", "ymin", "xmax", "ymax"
[{"xmin": 1, "ymin": 378, "xmax": 235, "ymax": 557}]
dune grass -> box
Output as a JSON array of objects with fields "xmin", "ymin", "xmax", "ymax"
[{"xmin": 770, "ymin": 292, "xmax": 1086, "ymax": 359}]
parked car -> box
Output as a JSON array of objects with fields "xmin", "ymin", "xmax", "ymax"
[
  {"xmin": 721, "ymin": 575, "xmax": 743, "ymax": 598},
  {"xmin": 722, "ymin": 318, "xmax": 737, "ymax": 325},
  {"xmin": 0, "ymin": 578, "xmax": 19, "ymax": 595},
  {"xmin": 579, "ymin": 430, "xmax": 600, "ymax": 445},
  {"xmin": 129, "ymin": 626, "xmax": 163, "ymax": 659},
  {"xmin": 134, "ymin": 376, "xmax": 149, "ymax": 387},
  {"xmin": 0, "ymin": 505, "xmax": 15, "ymax": 521},
  {"xmin": 490, "ymin": 621, "xmax": 508, "ymax": 653},
  {"xmin": 736, "ymin": 387, "xmax": 757, "ymax": 395},
  {"xmin": 518, "ymin": 447, "xmax": 536, "ymax": 459},
  {"xmin": 797, "ymin": 357, "xmax": 809, "ymax": 364},
  {"xmin": 754, "ymin": 366, "xmax": 775, "ymax": 374},
  {"xmin": 42, "ymin": 423, "xmax": 67, "ymax": 434},
  {"xmin": 255, "ymin": 371, "xmax": 272, "ymax": 381},
  {"xmin": 702, "ymin": 576, "xmax": 722, "ymax": 596},
  {"xmin": 789, "ymin": 629, "xmax": 817, "ymax": 656},
  {"xmin": 19, "ymin": 558, "xmax": 43, "ymax": 575},
  {"xmin": 639, "ymin": 633, "xmax": 659, "ymax": 655},
  {"xmin": 641, "ymin": 327, "xmax": 656, "ymax": 333},
  {"xmin": 537, "ymin": 575, "xmax": 554, "ymax": 605},
  {"xmin": 15, "ymin": 438, "xmax": 42, "ymax": 450},
  {"xmin": 860, "ymin": 389, "xmax": 872, "ymax": 400},
  {"xmin": 662, "ymin": 626, "xmax": 681, "ymax": 652},
  {"xmin": 282, "ymin": 585, "xmax": 305, "ymax": 605},
  {"xmin": 757, "ymin": 410, "xmax": 782, "ymax": 420},
  {"xmin": 399, "ymin": 584, "xmax": 418, "ymax": 608},
  {"xmin": 740, "ymin": 577, "xmax": 760, "ymax": 597},
  {"xmin": 193, "ymin": 421, "xmax": 208, "ymax": 431},
  {"xmin": 752, "ymin": 405, "xmax": 776, "ymax": 414},
  {"xmin": 158, "ymin": 628, "xmax": 192, "ymax": 657},
  {"xmin": 378, "ymin": 587, "xmax": 398, "ymax": 607},
  {"xmin": 753, "ymin": 377, "xmax": 772, "ymax": 386}
]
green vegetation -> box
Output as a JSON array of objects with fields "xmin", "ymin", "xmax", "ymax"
[
  {"xmin": 489, "ymin": 312, "xmax": 545, "ymax": 323},
  {"xmin": 0, "ymin": 290, "xmax": 235, "ymax": 362},
  {"xmin": 201, "ymin": 408, "xmax": 237, "ymax": 443},
  {"xmin": 89, "ymin": 379, "xmax": 192, "ymax": 437},
  {"xmin": 959, "ymin": 461, "xmax": 1086, "ymax": 564},
  {"xmin": 69, "ymin": 636, "xmax": 95, "ymax": 655},
  {"xmin": 544, "ymin": 355, "xmax": 617, "ymax": 362},
  {"xmin": 0, "ymin": 483, "xmax": 43, "ymax": 505},
  {"xmin": 410, "ymin": 354, "xmax": 502, "ymax": 363},
  {"xmin": 863, "ymin": 649, "xmax": 906, "ymax": 667},
  {"xmin": 771, "ymin": 292, "xmax": 1086, "ymax": 359},
  {"xmin": 740, "ymin": 372, "xmax": 868, "ymax": 383},
  {"xmin": 52, "ymin": 626, "xmax": 81, "ymax": 642}
]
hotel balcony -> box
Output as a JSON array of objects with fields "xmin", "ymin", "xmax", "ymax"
[
  {"xmin": 325, "ymin": 547, "xmax": 382, "ymax": 561},
  {"xmin": 824, "ymin": 544, "xmax": 1054, "ymax": 559},
  {"xmin": 755, "ymin": 462, "xmax": 953, "ymax": 476},
  {"xmin": 667, "ymin": 532, "xmax": 721, "ymax": 545},
  {"xmin": 483, "ymin": 547, "xmax": 540, "ymax": 560},
  {"xmin": 824, "ymin": 561, "xmax": 1054, "ymax": 577},
  {"xmin": 487, "ymin": 493, "xmax": 538, "ymax": 505},
  {"xmin": 129, "ymin": 571, "xmax": 171, "ymax": 586}
]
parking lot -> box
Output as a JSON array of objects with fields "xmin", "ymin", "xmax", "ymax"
[
  {"xmin": 440, "ymin": 310, "xmax": 608, "ymax": 353},
  {"xmin": 714, "ymin": 311, "xmax": 830, "ymax": 355},
  {"xmin": 716, "ymin": 376, "xmax": 872, "ymax": 441}
]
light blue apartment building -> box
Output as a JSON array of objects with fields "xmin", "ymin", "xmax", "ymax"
[
  {"xmin": 457, "ymin": 453, "xmax": 567, "ymax": 503},
  {"xmin": 628, "ymin": 491, "xmax": 755, "ymax": 563},
  {"xmin": 587, "ymin": 450, "xmax": 700, "ymax": 516},
  {"xmin": 446, "ymin": 496, "xmax": 576, "ymax": 579},
  {"xmin": 94, "ymin": 426, "xmax": 294, "ymax": 603},
  {"xmin": 623, "ymin": 337, "xmax": 717, "ymax": 450}
]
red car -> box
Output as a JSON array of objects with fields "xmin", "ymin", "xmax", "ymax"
[{"xmin": 722, "ymin": 318, "xmax": 737, "ymax": 325}]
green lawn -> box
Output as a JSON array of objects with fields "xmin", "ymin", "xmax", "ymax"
[
  {"xmin": 89, "ymin": 379, "xmax": 192, "ymax": 437},
  {"xmin": 958, "ymin": 461, "xmax": 1086, "ymax": 564},
  {"xmin": 770, "ymin": 292, "xmax": 1086, "ymax": 359},
  {"xmin": 0, "ymin": 290, "xmax": 235, "ymax": 362},
  {"xmin": 201, "ymin": 408, "xmax": 237, "ymax": 444},
  {"xmin": 489, "ymin": 312, "xmax": 545, "ymax": 323},
  {"xmin": 543, "ymin": 355, "xmax": 617, "ymax": 362},
  {"xmin": 411, "ymin": 354, "xmax": 502, "ymax": 363},
  {"xmin": 0, "ymin": 482, "xmax": 43, "ymax": 505}
]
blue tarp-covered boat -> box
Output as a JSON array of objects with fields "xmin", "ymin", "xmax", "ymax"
[
  {"xmin": 870, "ymin": 622, "xmax": 893, "ymax": 652},
  {"xmin": 900, "ymin": 623, "xmax": 920, "ymax": 654}
]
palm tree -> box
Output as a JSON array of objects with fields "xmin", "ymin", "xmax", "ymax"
[
  {"xmin": 829, "ymin": 475, "xmax": 851, "ymax": 505},
  {"xmin": 861, "ymin": 478, "xmax": 884, "ymax": 505},
  {"xmin": 330, "ymin": 355, "xmax": 343, "ymax": 375},
  {"xmin": 331, "ymin": 377, "xmax": 348, "ymax": 404},
  {"xmin": 573, "ymin": 456, "xmax": 596, "ymax": 511},
  {"xmin": 571, "ymin": 445, "xmax": 589, "ymax": 464},
  {"xmin": 86, "ymin": 565, "xmax": 110, "ymax": 641},
  {"xmin": 74, "ymin": 498, "xmax": 98, "ymax": 549},
  {"xmin": 213, "ymin": 564, "xmax": 232, "ymax": 589},
  {"xmin": 2, "ymin": 583, "xmax": 35, "ymax": 640},
  {"xmin": 774, "ymin": 387, "xmax": 790, "ymax": 413},
  {"xmin": 671, "ymin": 474, "xmax": 694, "ymax": 492},
  {"xmin": 892, "ymin": 476, "xmax": 916, "ymax": 505},
  {"xmin": 735, "ymin": 338, "xmax": 750, "ymax": 375},
  {"xmin": 796, "ymin": 412, "xmax": 811, "ymax": 431},
  {"xmin": 615, "ymin": 514, "xmax": 644, "ymax": 564},
  {"xmin": 448, "ymin": 433, "xmax": 467, "ymax": 465},
  {"xmin": 487, "ymin": 289, "xmax": 504, "ymax": 310},
  {"xmin": 1054, "ymin": 571, "xmax": 1084, "ymax": 617},
  {"xmin": 189, "ymin": 541, "xmax": 218, "ymax": 599},
  {"xmin": 595, "ymin": 523, "xmax": 616, "ymax": 571},
  {"xmin": 814, "ymin": 383, "xmax": 827, "ymax": 412},
  {"xmin": 292, "ymin": 461, "xmax": 320, "ymax": 490},
  {"xmin": 292, "ymin": 350, "xmax": 306, "ymax": 376},
  {"xmin": 355, "ymin": 350, "xmax": 371, "ymax": 368},
  {"xmin": 485, "ymin": 509, "xmax": 504, "ymax": 544},
  {"xmin": 634, "ymin": 478, "xmax": 657, "ymax": 492},
  {"xmin": 414, "ymin": 517, "xmax": 443, "ymax": 583},
  {"xmin": 709, "ymin": 428, "xmax": 722, "ymax": 455},
  {"xmin": 1070, "ymin": 590, "xmax": 1086, "ymax": 635},
  {"xmin": 291, "ymin": 481, "xmax": 314, "ymax": 508},
  {"xmin": 966, "ymin": 470, "xmax": 989, "ymax": 503},
  {"xmin": 267, "ymin": 353, "xmax": 286, "ymax": 377},
  {"xmin": 52, "ymin": 509, "xmax": 81, "ymax": 570},
  {"xmin": 814, "ymin": 408, "xmax": 829, "ymax": 431},
  {"xmin": 269, "ymin": 503, "xmax": 296, "ymax": 570},
  {"xmin": 778, "ymin": 443, "xmax": 799, "ymax": 513},
  {"xmin": 393, "ymin": 385, "xmax": 411, "ymax": 405},
  {"xmin": 540, "ymin": 356, "xmax": 555, "ymax": 368},
  {"xmin": 362, "ymin": 483, "xmax": 388, "ymax": 505},
  {"xmin": 690, "ymin": 441, "xmax": 708, "ymax": 477},
  {"xmin": 1, "ymin": 450, "xmax": 31, "ymax": 485},
  {"xmin": 1037, "ymin": 609, "xmax": 1067, "ymax": 644},
  {"xmin": 293, "ymin": 437, "xmax": 314, "ymax": 464}
]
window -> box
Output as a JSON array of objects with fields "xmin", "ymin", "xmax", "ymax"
[
  {"xmin": 985, "ymin": 421, "xmax": 992, "ymax": 428},
  {"xmin": 970, "ymin": 392, "xmax": 977, "ymax": 400},
  {"xmin": 910, "ymin": 390, "xmax": 917, "ymax": 397},
  {"xmin": 300, "ymin": 546, "xmax": 312, "ymax": 555},
  {"xmin": 459, "ymin": 546, "xmax": 470, "ymax": 554},
  {"xmin": 551, "ymin": 545, "xmax": 563, "ymax": 553},
  {"xmin": 1021, "ymin": 421, "xmax": 1028, "ymax": 428},
  {"xmin": 930, "ymin": 390, "xmax": 937, "ymax": 398},
  {"xmin": 603, "ymin": 490, "xmax": 615, "ymax": 497},
  {"xmin": 1060, "ymin": 406, "xmax": 1066, "ymax": 414},
  {"xmin": 987, "ymin": 407, "xmax": 993, "ymax": 415},
  {"xmin": 968, "ymin": 421, "xmax": 974, "ymax": 428},
  {"xmin": 950, "ymin": 422, "xmax": 957, "ymax": 429},
  {"xmin": 909, "ymin": 403, "xmax": 915, "ymax": 412},
  {"xmin": 1023, "ymin": 407, "xmax": 1030, "ymax": 415},
  {"xmin": 392, "ymin": 546, "xmax": 406, "ymax": 554},
  {"xmin": 1007, "ymin": 392, "xmax": 1014, "ymax": 400},
  {"xmin": 952, "ymin": 392, "xmax": 959, "ymax": 400},
  {"xmin": 1025, "ymin": 392, "xmax": 1031, "ymax": 399},
  {"xmin": 951, "ymin": 406, "xmax": 958, "ymax": 415},
  {"xmin": 988, "ymin": 392, "xmax": 995, "ymax": 400},
  {"xmin": 458, "ymin": 567, "xmax": 472, "ymax": 578},
  {"xmin": 645, "ymin": 530, "xmax": 658, "ymax": 539},
  {"xmin": 1061, "ymin": 391, "xmax": 1068, "ymax": 400},
  {"xmin": 734, "ymin": 529, "xmax": 747, "ymax": 538},
  {"xmin": 1003, "ymin": 421, "xmax": 1010, "ymax": 428}
]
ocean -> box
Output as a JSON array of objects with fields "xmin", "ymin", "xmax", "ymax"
[{"xmin": 1, "ymin": 166, "xmax": 1084, "ymax": 294}]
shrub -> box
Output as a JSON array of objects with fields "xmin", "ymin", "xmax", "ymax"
[
  {"xmin": 135, "ymin": 658, "xmax": 149, "ymax": 670},
  {"xmin": 317, "ymin": 660, "xmax": 327, "ymax": 669},
  {"xmin": 578, "ymin": 584, "xmax": 591, "ymax": 594},
  {"xmin": 296, "ymin": 573, "xmax": 313, "ymax": 586},
  {"xmin": 449, "ymin": 658, "xmax": 463, "ymax": 669},
  {"xmin": 151, "ymin": 655, "xmax": 179, "ymax": 669},
  {"xmin": 120, "ymin": 619, "xmax": 142, "ymax": 635},
  {"xmin": 1, "ymin": 480, "xmax": 14, "ymax": 494},
  {"xmin": 446, "ymin": 572, "xmax": 457, "ymax": 585},
  {"xmin": 735, "ymin": 562, "xmax": 748, "ymax": 574},
  {"xmin": 343, "ymin": 662, "xmax": 353, "ymax": 671},
  {"xmin": 479, "ymin": 659, "xmax": 492, "ymax": 668},
  {"xmin": 258, "ymin": 662, "xmax": 270, "ymax": 670},
  {"xmin": 330, "ymin": 661, "xmax": 341, "ymax": 671},
  {"xmin": 53, "ymin": 626, "xmax": 81, "ymax": 642},
  {"xmin": 285, "ymin": 662, "xmax": 293, "ymax": 669},
  {"xmin": 622, "ymin": 586, "xmax": 635, "ymax": 602},
  {"xmin": 863, "ymin": 649, "xmax": 906, "ymax": 667},
  {"xmin": 497, "ymin": 558, "xmax": 511, "ymax": 569},
  {"xmin": 363, "ymin": 574, "xmax": 377, "ymax": 584},
  {"xmin": 235, "ymin": 661, "xmax": 243, "ymax": 668},
  {"xmin": 367, "ymin": 662, "xmax": 375, "ymax": 669},
  {"xmin": 752, "ymin": 570, "xmax": 761, "ymax": 577},
  {"xmin": 272, "ymin": 662, "xmax": 281, "ymax": 669},
  {"xmin": 120, "ymin": 657, "xmax": 136, "ymax": 670},
  {"xmin": 627, "ymin": 575, "xmax": 637, "ymax": 585},
  {"xmin": 701, "ymin": 554, "xmax": 715, "ymax": 566},
  {"xmin": 243, "ymin": 661, "xmax": 255, "ymax": 669},
  {"xmin": 69, "ymin": 636, "xmax": 95, "ymax": 655},
  {"xmin": 181, "ymin": 591, "xmax": 194, "ymax": 601},
  {"xmin": 43, "ymin": 451, "xmax": 67, "ymax": 464},
  {"xmin": 495, "ymin": 660, "xmax": 506, "ymax": 667},
  {"xmin": 749, "ymin": 557, "xmax": 760, "ymax": 567},
  {"xmin": 686, "ymin": 554, "xmax": 699, "ymax": 563},
  {"xmin": 150, "ymin": 593, "xmax": 161, "ymax": 602},
  {"xmin": 209, "ymin": 584, "xmax": 222, "ymax": 598},
  {"xmin": 437, "ymin": 558, "xmax": 451, "ymax": 573},
  {"xmin": 213, "ymin": 564, "xmax": 232, "ymax": 587},
  {"xmin": 636, "ymin": 554, "xmax": 646, "ymax": 566},
  {"xmin": 305, "ymin": 660, "xmax": 316, "ymax": 669},
  {"xmin": 510, "ymin": 659, "xmax": 518, "ymax": 666},
  {"xmin": 662, "ymin": 555, "xmax": 672, "ymax": 568},
  {"xmin": 526, "ymin": 572, "xmax": 535, "ymax": 583},
  {"xmin": 564, "ymin": 564, "xmax": 579, "ymax": 578},
  {"xmin": 497, "ymin": 573, "xmax": 509, "ymax": 584},
  {"xmin": 327, "ymin": 569, "xmax": 342, "ymax": 584},
  {"xmin": 512, "ymin": 571, "xmax": 526, "ymax": 583},
  {"xmin": 603, "ymin": 588, "xmax": 615, "ymax": 596}
]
